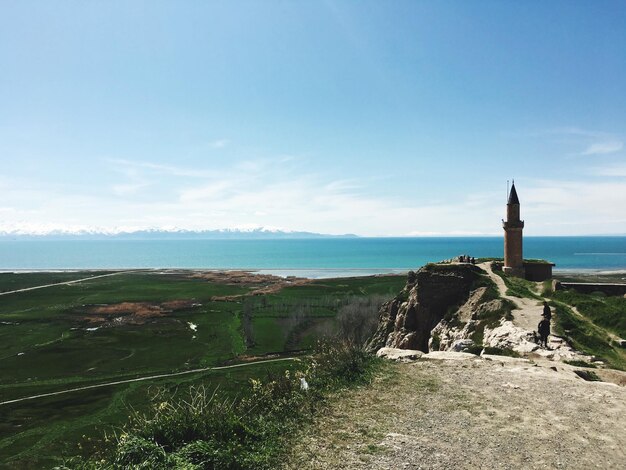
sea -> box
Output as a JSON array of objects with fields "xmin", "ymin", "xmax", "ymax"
[{"xmin": 1, "ymin": 237, "xmax": 625, "ymax": 278}]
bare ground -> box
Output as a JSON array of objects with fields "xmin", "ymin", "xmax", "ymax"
[
  {"xmin": 82, "ymin": 300, "xmax": 200, "ymax": 324},
  {"xmin": 188, "ymin": 270, "xmax": 311, "ymax": 297},
  {"xmin": 286, "ymin": 356, "xmax": 626, "ymax": 469}
]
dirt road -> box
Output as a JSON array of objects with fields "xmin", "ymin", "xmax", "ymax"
[
  {"xmin": 0, "ymin": 357, "xmax": 297, "ymax": 407},
  {"xmin": 0, "ymin": 271, "xmax": 134, "ymax": 297}
]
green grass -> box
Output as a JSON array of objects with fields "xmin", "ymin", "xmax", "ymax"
[
  {"xmin": 0, "ymin": 271, "xmax": 115, "ymax": 293},
  {"xmin": 470, "ymin": 294, "xmax": 515, "ymax": 347},
  {"xmin": 482, "ymin": 346, "xmax": 520, "ymax": 358},
  {"xmin": 548, "ymin": 301, "xmax": 626, "ymax": 371},
  {"xmin": 550, "ymin": 290, "xmax": 626, "ymax": 339},
  {"xmin": 494, "ymin": 270, "xmax": 542, "ymax": 300},
  {"xmin": 62, "ymin": 342, "xmax": 382, "ymax": 469},
  {"xmin": 0, "ymin": 271, "xmax": 402, "ymax": 468}
]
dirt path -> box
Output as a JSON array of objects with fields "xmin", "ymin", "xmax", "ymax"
[
  {"xmin": 0, "ymin": 271, "xmax": 136, "ymax": 297},
  {"xmin": 286, "ymin": 356, "xmax": 626, "ymax": 470},
  {"xmin": 479, "ymin": 262, "xmax": 543, "ymax": 332},
  {"xmin": 0, "ymin": 357, "xmax": 296, "ymax": 407}
]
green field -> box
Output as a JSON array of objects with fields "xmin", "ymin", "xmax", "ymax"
[{"xmin": 0, "ymin": 271, "xmax": 404, "ymax": 468}]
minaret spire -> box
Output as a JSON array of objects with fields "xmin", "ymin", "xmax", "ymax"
[
  {"xmin": 508, "ymin": 181, "xmax": 520, "ymax": 205},
  {"xmin": 503, "ymin": 182, "xmax": 524, "ymax": 277}
]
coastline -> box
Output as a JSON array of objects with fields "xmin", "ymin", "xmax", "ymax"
[
  {"xmin": 0, "ymin": 267, "xmax": 409, "ymax": 279},
  {"xmin": 2, "ymin": 266, "xmax": 626, "ymax": 280}
]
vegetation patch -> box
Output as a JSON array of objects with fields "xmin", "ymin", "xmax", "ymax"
[
  {"xmin": 0, "ymin": 271, "xmax": 404, "ymax": 467},
  {"xmin": 62, "ymin": 342, "xmax": 382, "ymax": 469},
  {"xmin": 430, "ymin": 333, "xmax": 441, "ymax": 351},
  {"xmin": 549, "ymin": 301, "xmax": 626, "ymax": 371},
  {"xmin": 482, "ymin": 346, "xmax": 520, "ymax": 358},
  {"xmin": 564, "ymin": 360, "xmax": 597, "ymax": 369},
  {"xmin": 463, "ymin": 344, "xmax": 484, "ymax": 355},
  {"xmin": 550, "ymin": 290, "xmax": 626, "ymax": 339},
  {"xmin": 494, "ymin": 271, "xmax": 541, "ymax": 300},
  {"xmin": 573, "ymin": 370, "xmax": 602, "ymax": 382}
]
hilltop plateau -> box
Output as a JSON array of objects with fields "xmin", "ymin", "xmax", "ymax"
[{"xmin": 286, "ymin": 262, "xmax": 626, "ymax": 469}]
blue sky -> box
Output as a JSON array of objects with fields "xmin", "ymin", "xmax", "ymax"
[{"xmin": 1, "ymin": 1, "xmax": 625, "ymax": 236}]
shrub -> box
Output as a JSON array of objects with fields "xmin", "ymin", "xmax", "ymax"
[
  {"xmin": 68, "ymin": 341, "xmax": 380, "ymax": 469},
  {"xmin": 482, "ymin": 346, "xmax": 520, "ymax": 358},
  {"xmin": 335, "ymin": 296, "xmax": 387, "ymax": 349},
  {"xmin": 463, "ymin": 344, "xmax": 484, "ymax": 355},
  {"xmin": 430, "ymin": 333, "xmax": 441, "ymax": 351},
  {"xmin": 573, "ymin": 370, "xmax": 602, "ymax": 382}
]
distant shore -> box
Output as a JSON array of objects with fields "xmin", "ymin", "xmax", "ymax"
[{"xmin": 1, "ymin": 266, "xmax": 626, "ymax": 280}]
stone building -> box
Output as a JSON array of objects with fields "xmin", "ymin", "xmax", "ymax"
[
  {"xmin": 502, "ymin": 182, "xmax": 554, "ymax": 281},
  {"xmin": 502, "ymin": 182, "xmax": 525, "ymax": 277}
]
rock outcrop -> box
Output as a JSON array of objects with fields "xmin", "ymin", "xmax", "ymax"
[{"xmin": 367, "ymin": 264, "xmax": 483, "ymax": 352}]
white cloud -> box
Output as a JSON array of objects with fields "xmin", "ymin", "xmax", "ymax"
[
  {"xmin": 112, "ymin": 181, "xmax": 152, "ymax": 196},
  {"xmin": 582, "ymin": 141, "xmax": 623, "ymax": 155},
  {"xmin": 107, "ymin": 158, "xmax": 221, "ymax": 179},
  {"xmin": 2, "ymin": 156, "xmax": 626, "ymax": 236},
  {"xmin": 592, "ymin": 163, "xmax": 626, "ymax": 177},
  {"xmin": 524, "ymin": 127, "xmax": 624, "ymax": 157},
  {"xmin": 522, "ymin": 178, "xmax": 626, "ymax": 233},
  {"xmin": 210, "ymin": 139, "xmax": 230, "ymax": 148}
]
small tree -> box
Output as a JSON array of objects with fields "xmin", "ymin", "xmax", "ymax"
[{"xmin": 336, "ymin": 295, "xmax": 386, "ymax": 349}]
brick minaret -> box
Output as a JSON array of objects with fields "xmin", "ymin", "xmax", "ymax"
[{"xmin": 502, "ymin": 182, "xmax": 525, "ymax": 277}]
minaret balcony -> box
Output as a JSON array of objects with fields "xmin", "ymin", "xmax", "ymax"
[{"xmin": 502, "ymin": 220, "xmax": 524, "ymax": 229}]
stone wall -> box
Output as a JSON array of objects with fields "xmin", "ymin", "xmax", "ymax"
[
  {"xmin": 523, "ymin": 262, "xmax": 554, "ymax": 282},
  {"xmin": 554, "ymin": 281, "xmax": 626, "ymax": 297}
]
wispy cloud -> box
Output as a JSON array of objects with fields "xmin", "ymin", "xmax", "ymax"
[
  {"xmin": 522, "ymin": 178, "xmax": 626, "ymax": 232},
  {"xmin": 523, "ymin": 127, "xmax": 624, "ymax": 157},
  {"xmin": 581, "ymin": 141, "xmax": 623, "ymax": 156},
  {"xmin": 210, "ymin": 139, "xmax": 230, "ymax": 148},
  {"xmin": 107, "ymin": 158, "xmax": 220, "ymax": 179},
  {"xmin": 592, "ymin": 163, "xmax": 626, "ymax": 177},
  {"xmin": 112, "ymin": 181, "xmax": 152, "ymax": 196}
]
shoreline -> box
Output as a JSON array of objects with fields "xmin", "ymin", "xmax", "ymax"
[
  {"xmin": 1, "ymin": 266, "xmax": 626, "ymax": 279},
  {"xmin": 0, "ymin": 268, "xmax": 409, "ymax": 279}
]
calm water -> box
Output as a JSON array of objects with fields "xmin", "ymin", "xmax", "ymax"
[{"xmin": 1, "ymin": 237, "xmax": 625, "ymax": 275}]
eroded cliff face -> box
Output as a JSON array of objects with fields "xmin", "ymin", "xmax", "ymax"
[{"xmin": 367, "ymin": 264, "xmax": 482, "ymax": 352}]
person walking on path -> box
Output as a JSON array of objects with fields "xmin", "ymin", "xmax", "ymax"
[
  {"xmin": 538, "ymin": 317, "xmax": 551, "ymax": 348},
  {"xmin": 542, "ymin": 301, "xmax": 552, "ymax": 320}
]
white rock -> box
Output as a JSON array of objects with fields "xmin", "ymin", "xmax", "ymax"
[
  {"xmin": 483, "ymin": 320, "xmax": 538, "ymax": 354},
  {"xmin": 422, "ymin": 351, "xmax": 477, "ymax": 361},
  {"xmin": 376, "ymin": 347, "xmax": 424, "ymax": 361},
  {"xmin": 451, "ymin": 339, "xmax": 475, "ymax": 352}
]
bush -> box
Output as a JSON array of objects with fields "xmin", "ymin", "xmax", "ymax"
[
  {"xmin": 68, "ymin": 341, "xmax": 380, "ymax": 469},
  {"xmin": 463, "ymin": 344, "xmax": 484, "ymax": 355},
  {"xmin": 430, "ymin": 333, "xmax": 441, "ymax": 352},
  {"xmin": 335, "ymin": 296, "xmax": 387, "ymax": 349},
  {"xmin": 482, "ymin": 346, "xmax": 520, "ymax": 358},
  {"xmin": 573, "ymin": 370, "xmax": 602, "ymax": 382}
]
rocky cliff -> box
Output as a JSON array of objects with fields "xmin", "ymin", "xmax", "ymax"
[{"xmin": 367, "ymin": 264, "xmax": 489, "ymax": 352}]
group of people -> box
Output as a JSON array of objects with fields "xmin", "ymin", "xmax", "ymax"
[
  {"xmin": 537, "ymin": 301, "xmax": 552, "ymax": 348},
  {"xmin": 458, "ymin": 254, "xmax": 476, "ymax": 264}
]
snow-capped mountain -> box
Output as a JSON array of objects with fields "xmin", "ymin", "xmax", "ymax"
[{"xmin": 0, "ymin": 226, "xmax": 358, "ymax": 240}]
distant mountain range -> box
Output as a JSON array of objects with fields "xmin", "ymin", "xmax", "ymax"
[{"xmin": 0, "ymin": 228, "xmax": 358, "ymax": 240}]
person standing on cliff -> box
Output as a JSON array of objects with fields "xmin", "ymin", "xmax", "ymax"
[{"xmin": 542, "ymin": 301, "xmax": 552, "ymax": 320}]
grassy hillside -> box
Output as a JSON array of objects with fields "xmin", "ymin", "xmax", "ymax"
[{"xmin": 0, "ymin": 271, "xmax": 404, "ymax": 468}]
